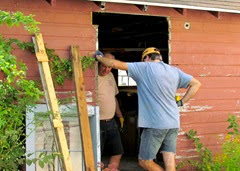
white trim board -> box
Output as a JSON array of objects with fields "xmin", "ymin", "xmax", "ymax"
[{"xmin": 89, "ymin": 0, "xmax": 240, "ymax": 14}]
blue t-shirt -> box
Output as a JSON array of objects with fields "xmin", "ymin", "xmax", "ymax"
[{"xmin": 127, "ymin": 61, "xmax": 192, "ymax": 129}]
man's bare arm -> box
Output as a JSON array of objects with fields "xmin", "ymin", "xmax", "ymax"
[
  {"xmin": 182, "ymin": 77, "xmax": 201, "ymax": 104},
  {"xmin": 115, "ymin": 97, "xmax": 123, "ymax": 118},
  {"xmin": 96, "ymin": 56, "xmax": 128, "ymax": 70}
]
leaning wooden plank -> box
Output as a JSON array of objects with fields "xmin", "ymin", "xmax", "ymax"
[
  {"xmin": 32, "ymin": 33, "xmax": 73, "ymax": 171},
  {"xmin": 71, "ymin": 45, "xmax": 95, "ymax": 171}
]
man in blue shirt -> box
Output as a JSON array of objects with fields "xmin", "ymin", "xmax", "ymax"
[{"xmin": 95, "ymin": 47, "xmax": 201, "ymax": 171}]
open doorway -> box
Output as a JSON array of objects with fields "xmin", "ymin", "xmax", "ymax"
[{"xmin": 93, "ymin": 12, "xmax": 169, "ymax": 170}]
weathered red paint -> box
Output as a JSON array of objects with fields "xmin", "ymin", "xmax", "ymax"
[
  {"xmin": 181, "ymin": 111, "xmax": 239, "ymax": 123},
  {"xmin": 171, "ymin": 53, "xmax": 240, "ymax": 65},
  {"xmin": 176, "ymin": 65, "xmax": 240, "ymax": 77}
]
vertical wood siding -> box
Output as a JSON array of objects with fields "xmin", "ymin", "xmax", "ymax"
[{"xmin": 1, "ymin": 0, "xmax": 240, "ymax": 168}]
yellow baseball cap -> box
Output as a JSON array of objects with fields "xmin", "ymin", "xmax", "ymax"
[{"xmin": 141, "ymin": 47, "xmax": 160, "ymax": 61}]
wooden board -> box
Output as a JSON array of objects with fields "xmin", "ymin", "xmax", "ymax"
[
  {"xmin": 32, "ymin": 33, "xmax": 73, "ymax": 171},
  {"xmin": 71, "ymin": 45, "xmax": 95, "ymax": 171}
]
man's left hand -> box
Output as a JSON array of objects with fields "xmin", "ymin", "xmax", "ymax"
[{"xmin": 94, "ymin": 50, "xmax": 104, "ymax": 61}]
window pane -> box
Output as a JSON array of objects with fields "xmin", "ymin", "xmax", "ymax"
[
  {"xmin": 118, "ymin": 69, "xmax": 127, "ymax": 76},
  {"xmin": 118, "ymin": 76, "xmax": 128, "ymax": 86},
  {"xmin": 129, "ymin": 77, "xmax": 137, "ymax": 86}
]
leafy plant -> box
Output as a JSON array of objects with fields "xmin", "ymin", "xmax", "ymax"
[
  {"xmin": 46, "ymin": 48, "xmax": 95, "ymax": 85},
  {"xmin": 214, "ymin": 115, "xmax": 240, "ymax": 171},
  {"xmin": 46, "ymin": 47, "xmax": 73, "ymax": 85},
  {"xmin": 0, "ymin": 10, "xmax": 42, "ymax": 170},
  {"xmin": 26, "ymin": 152, "xmax": 60, "ymax": 169},
  {"xmin": 179, "ymin": 114, "xmax": 240, "ymax": 171},
  {"xmin": 183, "ymin": 129, "xmax": 221, "ymax": 171},
  {"xmin": 0, "ymin": 10, "xmax": 40, "ymax": 33},
  {"xmin": 81, "ymin": 54, "xmax": 95, "ymax": 71},
  {"xmin": 4, "ymin": 39, "xmax": 95, "ymax": 86}
]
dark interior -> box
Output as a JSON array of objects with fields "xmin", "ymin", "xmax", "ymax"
[
  {"xmin": 93, "ymin": 12, "xmax": 169, "ymax": 63},
  {"xmin": 93, "ymin": 12, "xmax": 169, "ymax": 158}
]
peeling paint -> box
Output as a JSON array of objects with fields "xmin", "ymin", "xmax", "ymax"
[
  {"xmin": 178, "ymin": 131, "xmax": 186, "ymax": 135},
  {"xmin": 236, "ymin": 100, "xmax": 240, "ymax": 108},
  {"xmin": 176, "ymin": 155, "xmax": 198, "ymax": 159},
  {"xmin": 233, "ymin": 111, "xmax": 240, "ymax": 115},
  {"xmin": 227, "ymin": 89, "xmax": 236, "ymax": 93},
  {"xmin": 200, "ymin": 72, "xmax": 210, "ymax": 76},
  {"xmin": 191, "ymin": 105, "xmax": 213, "ymax": 111},
  {"xmin": 179, "ymin": 104, "xmax": 190, "ymax": 112},
  {"xmin": 178, "ymin": 135, "xmax": 205, "ymax": 141},
  {"xmin": 190, "ymin": 105, "xmax": 213, "ymax": 111},
  {"xmin": 218, "ymin": 133, "xmax": 224, "ymax": 140},
  {"xmin": 180, "ymin": 149, "xmax": 196, "ymax": 152},
  {"xmin": 56, "ymin": 91, "xmax": 93, "ymax": 102},
  {"xmin": 195, "ymin": 135, "xmax": 203, "ymax": 139},
  {"xmin": 56, "ymin": 91, "xmax": 74, "ymax": 94},
  {"xmin": 179, "ymin": 104, "xmax": 212, "ymax": 112},
  {"xmin": 179, "ymin": 138, "xmax": 189, "ymax": 142}
]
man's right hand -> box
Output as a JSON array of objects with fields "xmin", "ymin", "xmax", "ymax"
[
  {"xmin": 176, "ymin": 99, "xmax": 183, "ymax": 107},
  {"xmin": 175, "ymin": 95, "xmax": 183, "ymax": 107}
]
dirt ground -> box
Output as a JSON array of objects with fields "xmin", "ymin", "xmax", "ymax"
[{"xmin": 102, "ymin": 156, "xmax": 144, "ymax": 171}]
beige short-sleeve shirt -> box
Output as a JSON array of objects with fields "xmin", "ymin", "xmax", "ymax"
[{"xmin": 97, "ymin": 72, "xmax": 118, "ymax": 120}]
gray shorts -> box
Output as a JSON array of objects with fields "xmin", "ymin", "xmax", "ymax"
[{"xmin": 138, "ymin": 128, "xmax": 179, "ymax": 160}]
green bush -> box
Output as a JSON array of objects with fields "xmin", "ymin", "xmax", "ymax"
[
  {"xmin": 179, "ymin": 114, "xmax": 240, "ymax": 171},
  {"xmin": 0, "ymin": 10, "xmax": 43, "ymax": 170}
]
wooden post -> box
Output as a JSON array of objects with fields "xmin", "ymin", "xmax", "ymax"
[
  {"xmin": 32, "ymin": 33, "xmax": 73, "ymax": 171},
  {"xmin": 71, "ymin": 45, "xmax": 95, "ymax": 171}
]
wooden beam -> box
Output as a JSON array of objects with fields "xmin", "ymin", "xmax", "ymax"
[
  {"xmin": 208, "ymin": 11, "xmax": 221, "ymax": 19},
  {"xmin": 71, "ymin": 45, "xmax": 95, "ymax": 171},
  {"xmin": 174, "ymin": 8, "xmax": 187, "ymax": 16},
  {"xmin": 46, "ymin": 0, "xmax": 56, "ymax": 6},
  {"xmin": 136, "ymin": 4, "xmax": 148, "ymax": 12},
  {"xmin": 32, "ymin": 33, "xmax": 73, "ymax": 171}
]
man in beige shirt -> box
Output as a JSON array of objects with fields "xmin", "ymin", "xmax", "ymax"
[{"xmin": 97, "ymin": 52, "xmax": 124, "ymax": 171}]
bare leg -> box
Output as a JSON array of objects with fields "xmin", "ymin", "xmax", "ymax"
[
  {"xmin": 107, "ymin": 154, "xmax": 122, "ymax": 170},
  {"xmin": 139, "ymin": 159, "xmax": 164, "ymax": 171},
  {"xmin": 100, "ymin": 162, "xmax": 105, "ymax": 169},
  {"xmin": 162, "ymin": 152, "xmax": 176, "ymax": 171}
]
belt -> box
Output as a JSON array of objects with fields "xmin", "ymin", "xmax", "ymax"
[{"xmin": 100, "ymin": 118, "xmax": 114, "ymax": 122}]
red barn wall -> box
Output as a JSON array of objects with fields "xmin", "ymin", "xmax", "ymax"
[
  {"xmin": 1, "ymin": 0, "xmax": 98, "ymax": 104},
  {"xmin": 1, "ymin": 0, "xmax": 240, "ymax": 167}
]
